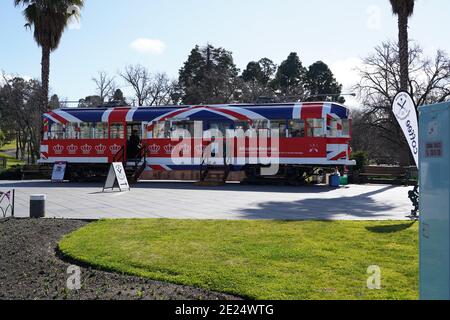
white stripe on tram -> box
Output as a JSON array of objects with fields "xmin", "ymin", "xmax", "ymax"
[
  {"xmin": 293, "ymin": 103, "xmax": 303, "ymax": 119},
  {"xmin": 102, "ymin": 108, "xmax": 114, "ymax": 123},
  {"xmin": 54, "ymin": 110, "xmax": 82, "ymax": 123}
]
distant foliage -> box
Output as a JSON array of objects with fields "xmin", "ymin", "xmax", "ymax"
[{"xmin": 0, "ymin": 74, "xmax": 43, "ymax": 161}]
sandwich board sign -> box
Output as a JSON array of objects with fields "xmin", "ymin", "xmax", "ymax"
[
  {"xmin": 51, "ymin": 162, "xmax": 67, "ymax": 183},
  {"xmin": 103, "ymin": 162, "xmax": 130, "ymax": 192}
]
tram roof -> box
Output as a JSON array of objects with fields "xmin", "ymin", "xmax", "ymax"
[{"xmin": 44, "ymin": 102, "xmax": 351, "ymax": 124}]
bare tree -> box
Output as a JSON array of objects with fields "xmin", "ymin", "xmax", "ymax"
[
  {"xmin": 119, "ymin": 65, "xmax": 152, "ymax": 106},
  {"xmin": 354, "ymin": 41, "xmax": 450, "ymax": 163},
  {"xmin": 148, "ymin": 73, "xmax": 177, "ymax": 106},
  {"xmin": 92, "ymin": 71, "xmax": 116, "ymax": 103}
]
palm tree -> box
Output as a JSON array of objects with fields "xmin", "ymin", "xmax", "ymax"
[
  {"xmin": 389, "ymin": 0, "xmax": 416, "ymax": 92},
  {"xmin": 14, "ymin": 0, "xmax": 84, "ymax": 109}
]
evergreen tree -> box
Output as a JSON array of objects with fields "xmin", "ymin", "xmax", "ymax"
[
  {"xmin": 306, "ymin": 61, "xmax": 343, "ymax": 102},
  {"xmin": 273, "ymin": 52, "xmax": 307, "ymax": 101},
  {"xmin": 111, "ymin": 89, "xmax": 125, "ymax": 103},
  {"xmin": 48, "ymin": 94, "xmax": 61, "ymax": 110},
  {"xmin": 178, "ymin": 44, "xmax": 240, "ymax": 104},
  {"xmin": 240, "ymin": 58, "xmax": 277, "ymax": 102}
]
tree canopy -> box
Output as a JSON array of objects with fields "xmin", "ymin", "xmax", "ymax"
[
  {"xmin": 306, "ymin": 61, "xmax": 343, "ymax": 102},
  {"xmin": 272, "ymin": 52, "xmax": 308, "ymax": 100},
  {"xmin": 178, "ymin": 44, "xmax": 240, "ymax": 104}
]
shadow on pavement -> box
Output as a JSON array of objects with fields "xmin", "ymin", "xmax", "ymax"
[
  {"xmin": 235, "ymin": 186, "xmax": 407, "ymax": 220},
  {"xmin": 1, "ymin": 180, "xmax": 335, "ymax": 194}
]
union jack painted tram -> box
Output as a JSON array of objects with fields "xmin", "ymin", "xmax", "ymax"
[{"xmin": 39, "ymin": 102, "xmax": 356, "ymax": 181}]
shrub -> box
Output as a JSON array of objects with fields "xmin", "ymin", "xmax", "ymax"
[
  {"xmin": 0, "ymin": 166, "xmax": 23, "ymax": 180},
  {"xmin": 350, "ymin": 151, "xmax": 368, "ymax": 171}
]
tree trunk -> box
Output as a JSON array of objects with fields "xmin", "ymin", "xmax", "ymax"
[
  {"xmin": 15, "ymin": 132, "xmax": 19, "ymax": 160},
  {"xmin": 398, "ymin": 12, "xmax": 409, "ymax": 92},
  {"xmin": 397, "ymin": 11, "xmax": 411, "ymax": 166},
  {"xmin": 41, "ymin": 46, "xmax": 51, "ymax": 112}
]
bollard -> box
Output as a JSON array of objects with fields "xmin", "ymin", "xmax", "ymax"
[{"xmin": 30, "ymin": 194, "xmax": 46, "ymax": 218}]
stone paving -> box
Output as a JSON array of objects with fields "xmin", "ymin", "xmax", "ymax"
[{"xmin": 0, "ymin": 180, "xmax": 415, "ymax": 220}]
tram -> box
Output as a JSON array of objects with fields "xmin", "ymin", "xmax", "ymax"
[{"xmin": 39, "ymin": 102, "xmax": 356, "ymax": 181}]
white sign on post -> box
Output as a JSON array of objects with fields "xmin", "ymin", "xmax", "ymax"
[
  {"xmin": 103, "ymin": 162, "xmax": 130, "ymax": 192},
  {"xmin": 51, "ymin": 162, "xmax": 67, "ymax": 182},
  {"xmin": 392, "ymin": 91, "xmax": 419, "ymax": 168}
]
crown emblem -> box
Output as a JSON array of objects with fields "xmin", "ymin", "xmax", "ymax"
[
  {"xmin": 309, "ymin": 144, "xmax": 319, "ymax": 153},
  {"xmin": 164, "ymin": 144, "xmax": 175, "ymax": 154},
  {"xmin": 109, "ymin": 144, "xmax": 122, "ymax": 155},
  {"xmin": 95, "ymin": 144, "xmax": 107, "ymax": 154},
  {"xmin": 148, "ymin": 144, "xmax": 161, "ymax": 154},
  {"xmin": 53, "ymin": 144, "xmax": 64, "ymax": 155},
  {"xmin": 81, "ymin": 144, "xmax": 93, "ymax": 155},
  {"xmin": 67, "ymin": 144, "xmax": 78, "ymax": 155}
]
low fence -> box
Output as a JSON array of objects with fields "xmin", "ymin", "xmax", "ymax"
[{"xmin": 0, "ymin": 189, "xmax": 15, "ymax": 218}]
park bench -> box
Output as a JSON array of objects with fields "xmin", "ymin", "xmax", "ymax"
[
  {"xmin": 359, "ymin": 165, "xmax": 417, "ymax": 186},
  {"xmin": 21, "ymin": 164, "xmax": 52, "ymax": 180}
]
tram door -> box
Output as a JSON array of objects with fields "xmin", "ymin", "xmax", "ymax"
[{"xmin": 126, "ymin": 122, "xmax": 143, "ymax": 161}]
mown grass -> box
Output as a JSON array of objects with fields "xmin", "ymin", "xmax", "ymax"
[
  {"xmin": 0, "ymin": 140, "xmax": 16, "ymax": 151},
  {"xmin": 0, "ymin": 152, "xmax": 24, "ymax": 169},
  {"xmin": 59, "ymin": 219, "xmax": 419, "ymax": 300}
]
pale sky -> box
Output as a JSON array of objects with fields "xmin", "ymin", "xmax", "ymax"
[{"xmin": 1, "ymin": 0, "xmax": 449, "ymax": 108}]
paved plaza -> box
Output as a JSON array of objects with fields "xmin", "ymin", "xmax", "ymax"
[{"xmin": 1, "ymin": 180, "xmax": 414, "ymax": 220}]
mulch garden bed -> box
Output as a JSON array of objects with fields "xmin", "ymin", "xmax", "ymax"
[{"xmin": 0, "ymin": 218, "xmax": 239, "ymax": 300}]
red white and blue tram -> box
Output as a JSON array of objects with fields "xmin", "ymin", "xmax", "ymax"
[{"xmin": 39, "ymin": 102, "xmax": 356, "ymax": 181}]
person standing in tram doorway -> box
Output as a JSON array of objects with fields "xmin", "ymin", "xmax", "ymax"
[{"xmin": 127, "ymin": 129, "xmax": 142, "ymax": 160}]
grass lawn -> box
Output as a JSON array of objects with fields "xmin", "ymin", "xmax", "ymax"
[
  {"xmin": 59, "ymin": 219, "xmax": 419, "ymax": 300},
  {"xmin": 0, "ymin": 140, "xmax": 16, "ymax": 151},
  {"xmin": 0, "ymin": 152, "xmax": 24, "ymax": 169}
]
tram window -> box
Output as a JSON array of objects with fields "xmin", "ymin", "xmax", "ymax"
[
  {"xmin": 306, "ymin": 119, "xmax": 324, "ymax": 137},
  {"xmin": 153, "ymin": 121, "xmax": 171, "ymax": 139},
  {"xmin": 329, "ymin": 119, "xmax": 339, "ymax": 137},
  {"xmin": 252, "ymin": 120, "xmax": 269, "ymax": 130},
  {"xmin": 288, "ymin": 120, "xmax": 305, "ymax": 138},
  {"xmin": 110, "ymin": 123, "xmax": 124, "ymax": 139},
  {"xmin": 235, "ymin": 121, "xmax": 250, "ymax": 131},
  {"xmin": 65, "ymin": 123, "xmax": 80, "ymax": 139},
  {"xmin": 127, "ymin": 123, "xmax": 143, "ymax": 140},
  {"xmin": 78, "ymin": 123, "xmax": 107, "ymax": 139},
  {"xmin": 171, "ymin": 121, "xmax": 195, "ymax": 139},
  {"xmin": 50, "ymin": 123, "xmax": 64, "ymax": 139},
  {"xmin": 209, "ymin": 122, "xmax": 231, "ymax": 136},
  {"xmin": 94, "ymin": 123, "xmax": 108, "ymax": 139},
  {"xmin": 79, "ymin": 123, "xmax": 94, "ymax": 139},
  {"xmin": 270, "ymin": 120, "xmax": 287, "ymax": 138},
  {"xmin": 328, "ymin": 119, "xmax": 350, "ymax": 137},
  {"xmin": 342, "ymin": 119, "xmax": 350, "ymax": 136}
]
